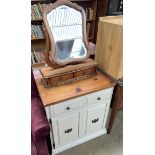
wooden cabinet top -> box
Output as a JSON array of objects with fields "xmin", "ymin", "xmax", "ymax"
[
  {"xmin": 99, "ymin": 16, "xmax": 123, "ymax": 26},
  {"xmin": 34, "ymin": 69, "xmax": 116, "ymax": 107}
]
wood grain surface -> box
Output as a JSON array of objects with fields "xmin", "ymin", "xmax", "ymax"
[
  {"xmin": 34, "ymin": 70, "xmax": 116, "ymax": 107},
  {"xmin": 40, "ymin": 58, "xmax": 97, "ymax": 77},
  {"xmin": 95, "ymin": 16, "xmax": 123, "ymax": 80}
]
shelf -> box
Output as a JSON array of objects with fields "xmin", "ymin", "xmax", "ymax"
[
  {"xmin": 31, "ymin": 19, "xmax": 43, "ymax": 24},
  {"xmin": 31, "ymin": 36, "xmax": 93, "ymax": 41},
  {"xmin": 88, "ymin": 37, "xmax": 93, "ymax": 41},
  {"xmin": 31, "ymin": 37, "xmax": 45, "ymax": 41},
  {"xmin": 86, "ymin": 19, "xmax": 95, "ymax": 22},
  {"xmin": 31, "ymin": 19, "xmax": 94, "ymax": 24},
  {"xmin": 31, "ymin": 0, "xmax": 45, "ymax": 4},
  {"xmin": 32, "ymin": 62, "xmax": 45, "ymax": 68},
  {"xmin": 31, "ymin": 18, "xmax": 43, "ymax": 21},
  {"xmin": 32, "ymin": 19, "xmax": 94, "ymax": 23}
]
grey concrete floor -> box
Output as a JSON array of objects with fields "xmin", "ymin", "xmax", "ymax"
[{"xmin": 58, "ymin": 110, "xmax": 123, "ymax": 155}]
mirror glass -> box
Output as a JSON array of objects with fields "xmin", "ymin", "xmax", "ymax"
[{"xmin": 47, "ymin": 5, "xmax": 87, "ymax": 62}]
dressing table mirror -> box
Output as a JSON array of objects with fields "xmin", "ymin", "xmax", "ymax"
[{"xmin": 40, "ymin": 0, "xmax": 98, "ymax": 87}]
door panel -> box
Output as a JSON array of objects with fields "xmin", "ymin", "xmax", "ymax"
[
  {"xmin": 86, "ymin": 104, "xmax": 106, "ymax": 134},
  {"xmin": 58, "ymin": 113, "xmax": 79, "ymax": 145}
]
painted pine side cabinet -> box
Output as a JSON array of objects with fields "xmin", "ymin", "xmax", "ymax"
[{"xmin": 34, "ymin": 70, "xmax": 116, "ymax": 154}]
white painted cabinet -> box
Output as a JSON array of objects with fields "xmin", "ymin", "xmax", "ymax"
[{"xmin": 47, "ymin": 87, "xmax": 114, "ymax": 154}]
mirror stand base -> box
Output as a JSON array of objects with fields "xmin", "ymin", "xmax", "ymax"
[{"xmin": 40, "ymin": 58, "xmax": 98, "ymax": 87}]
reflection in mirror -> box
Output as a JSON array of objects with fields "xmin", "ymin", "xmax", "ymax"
[
  {"xmin": 47, "ymin": 5, "xmax": 87, "ymax": 62},
  {"xmin": 56, "ymin": 39, "xmax": 86, "ymax": 61}
]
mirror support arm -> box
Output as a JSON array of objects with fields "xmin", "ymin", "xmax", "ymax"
[{"xmin": 43, "ymin": 27, "xmax": 61, "ymax": 69}]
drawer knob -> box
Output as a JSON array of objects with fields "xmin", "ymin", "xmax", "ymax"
[
  {"xmin": 66, "ymin": 107, "xmax": 70, "ymax": 110},
  {"xmin": 64, "ymin": 128, "xmax": 72, "ymax": 133},
  {"xmin": 92, "ymin": 118, "xmax": 99, "ymax": 123},
  {"xmin": 97, "ymin": 97, "xmax": 101, "ymax": 100}
]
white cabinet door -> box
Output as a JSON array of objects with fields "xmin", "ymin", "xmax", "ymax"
[
  {"xmin": 52, "ymin": 112, "xmax": 80, "ymax": 147},
  {"xmin": 85, "ymin": 104, "xmax": 107, "ymax": 135}
]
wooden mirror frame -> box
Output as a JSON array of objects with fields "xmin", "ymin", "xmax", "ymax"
[{"xmin": 43, "ymin": 0, "xmax": 91, "ymax": 68}]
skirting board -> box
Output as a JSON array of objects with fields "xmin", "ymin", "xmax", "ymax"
[{"xmin": 52, "ymin": 129, "xmax": 107, "ymax": 155}]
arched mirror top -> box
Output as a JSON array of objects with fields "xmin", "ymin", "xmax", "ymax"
[{"xmin": 43, "ymin": 0, "xmax": 90, "ymax": 67}]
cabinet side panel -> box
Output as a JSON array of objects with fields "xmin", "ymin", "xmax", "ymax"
[{"xmin": 95, "ymin": 19, "xmax": 123, "ymax": 79}]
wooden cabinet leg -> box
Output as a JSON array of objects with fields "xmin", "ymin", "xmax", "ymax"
[{"xmin": 107, "ymin": 85, "xmax": 123, "ymax": 134}]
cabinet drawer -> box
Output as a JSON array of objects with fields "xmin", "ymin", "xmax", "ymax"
[
  {"xmin": 74, "ymin": 67, "xmax": 96, "ymax": 78},
  {"xmin": 50, "ymin": 73, "xmax": 73, "ymax": 84},
  {"xmin": 57, "ymin": 113, "xmax": 79, "ymax": 145},
  {"xmin": 50, "ymin": 97, "xmax": 83, "ymax": 117},
  {"xmin": 85, "ymin": 88, "xmax": 113, "ymax": 106},
  {"xmin": 86, "ymin": 104, "xmax": 106, "ymax": 134}
]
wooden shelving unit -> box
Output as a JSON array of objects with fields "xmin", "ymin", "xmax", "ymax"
[
  {"xmin": 31, "ymin": 0, "xmax": 46, "ymax": 68},
  {"xmin": 31, "ymin": 0, "xmax": 98, "ymax": 68},
  {"xmin": 94, "ymin": 0, "xmax": 109, "ymax": 43}
]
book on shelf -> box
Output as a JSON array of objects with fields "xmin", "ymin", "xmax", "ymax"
[
  {"xmin": 31, "ymin": 3, "xmax": 47, "ymax": 20},
  {"xmin": 86, "ymin": 22, "xmax": 94, "ymax": 40},
  {"xmin": 31, "ymin": 48, "xmax": 46, "ymax": 64},
  {"xmin": 85, "ymin": 8, "xmax": 95, "ymax": 20},
  {"xmin": 31, "ymin": 52, "xmax": 36, "ymax": 64},
  {"xmin": 34, "ymin": 4, "xmax": 42, "ymax": 18},
  {"xmin": 31, "ymin": 25, "xmax": 44, "ymax": 39},
  {"xmin": 86, "ymin": 23, "xmax": 91, "ymax": 38}
]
